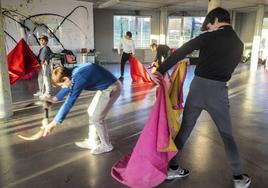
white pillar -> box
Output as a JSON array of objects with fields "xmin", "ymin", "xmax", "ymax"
[
  {"xmin": 250, "ymin": 5, "xmax": 265, "ymax": 72},
  {"xmin": 159, "ymin": 7, "xmax": 167, "ymax": 44},
  {"xmin": 231, "ymin": 10, "xmax": 236, "ymax": 29},
  {"xmin": 0, "ymin": 1, "xmax": 13, "ymax": 118},
  {"xmin": 208, "ymin": 0, "xmax": 221, "ymax": 12}
]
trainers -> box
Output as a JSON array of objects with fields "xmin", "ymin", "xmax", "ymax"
[
  {"xmin": 39, "ymin": 94, "xmax": 51, "ymax": 100},
  {"xmin": 75, "ymin": 139, "xmax": 99, "ymax": 150},
  {"xmin": 233, "ymin": 174, "xmax": 251, "ymax": 188},
  {"xmin": 91, "ymin": 143, "xmax": 114, "ymax": 155},
  {"xmin": 166, "ymin": 167, "xmax": 190, "ymax": 180},
  {"xmin": 33, "ymin": 91, "xmax": 42, "ymax": 97}
]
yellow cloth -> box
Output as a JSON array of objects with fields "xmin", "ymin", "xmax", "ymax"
[{"xmin": 159, "ymin": 60, "xmax": 187, "ymax": 152}]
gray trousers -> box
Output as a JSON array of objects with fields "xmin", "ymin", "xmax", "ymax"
[
  {"xmin": 87, "ymin": 80, "xmax": 122, "ymax": 146},
  {"xmin": 170, "ymin": 76, "xmax": 242, "ymax": 176},
  {"xmin": 38, "ymin": 64, "xmax": 52, "ymax": 95}
]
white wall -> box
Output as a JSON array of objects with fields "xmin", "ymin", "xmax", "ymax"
[{"xmin": 2, "ymin": 0, "xmax": 94, "ymax": 55}]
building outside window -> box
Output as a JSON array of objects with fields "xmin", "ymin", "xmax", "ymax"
[{"xmin": 114, "ymin": 15, "xmax": 151, "ymax": 49}]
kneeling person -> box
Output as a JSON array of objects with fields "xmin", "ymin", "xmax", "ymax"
[{"xmin": 42, "ymin": 63, "xmax": 121, "ymax": 155}]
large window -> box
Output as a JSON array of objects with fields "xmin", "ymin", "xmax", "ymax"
[
  {"xmin": 114, "ymin": 15, "xmax": 151, "ymax": 49},
  {"xmin": 167, "ymin": 16, "xmax": 205, "ymax": 48}
]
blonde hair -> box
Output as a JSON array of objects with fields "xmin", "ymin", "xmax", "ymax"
[{"xmin": 51, "ymin": 66, "xmax": 72, "ymax": 86}]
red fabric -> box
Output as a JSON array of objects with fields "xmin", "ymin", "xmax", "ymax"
[
  {"xmin": 7, "ymin": 38, "xmax": 40, "ymax": 84},
  {"xmin": 129, "ymin": 56, "xmax": 154, "ymax": 84}
]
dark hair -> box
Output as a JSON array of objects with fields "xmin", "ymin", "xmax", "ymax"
[
  {"xmin": 51, "ymin": 66, "xmax": 72, "ymax": 86},
  {"xmin": 201, "ymin": 7, "xmax": 231, "ymax": 31},
  {"xmin": 38, "ymin": 35, "xmax": 49, "ymax": 42},
  {"xmin": 150, "ymin": 43, "xmax": 157, "ymax": 48},
  {"xmin": 126, "ymin": 31, "xmax": 132, "ymax": 38}
]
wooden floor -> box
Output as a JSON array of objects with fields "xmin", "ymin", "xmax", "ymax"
[{"xmin": 1, "ymin": 63, "xmax": 268, "ymax": 188}]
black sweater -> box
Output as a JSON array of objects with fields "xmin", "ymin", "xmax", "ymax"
[
  {"xmin": 154, "ymin": 44, "xmax": 170, "ymax": 63},
  {"xmin": 157, "ymin": 25, "xmax": 244, "ymax": 82}
]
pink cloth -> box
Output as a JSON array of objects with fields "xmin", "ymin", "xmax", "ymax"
[{"xmin": 111, "ymin": 83, "xmax": 177, "ymax": 188}]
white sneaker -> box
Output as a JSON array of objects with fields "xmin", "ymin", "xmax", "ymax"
[
  {"xmin": 91, "ymin": 143, "xmax": 114, "ymax": 155},
  {"xmin": 39, "ymin": 94, "xmax": 51, "ymax": 100},
  {"xmin": 33, "ymin": 91, "xmax": 42, "ymax": 97},
  {"xmin": 233, "ymin": 174, "xmax": 251, "ymax": 188},
  {"xmin": 75, "ymin": 139, "xmax": 99, "ymax": 150},
  {"xmin": 166, "ymin": 167, "xmax": 190, "ymax": 180}
]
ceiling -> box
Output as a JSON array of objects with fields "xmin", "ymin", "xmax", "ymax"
[{"xmin": 78, "ymin": 0, "xmax": 268, "ymax": 12}]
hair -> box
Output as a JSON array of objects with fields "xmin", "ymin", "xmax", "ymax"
[
  {"xmin": 126, "ymin": 31, "xmax": 132, "ymax": 38},
  {"xmin": 39, "ymin": 35, "xmax": 49, "ymax": 42},
  {"xmin": 51, "ymin": 66, "xmax": 72, "ymax": 86},
  {"xmin": 201, "ymin": 7, "xmax": 231, "ymax": 31},
  {"xmin": 150, "ymin": 43, "xmax": 158, "ymax": 48}
]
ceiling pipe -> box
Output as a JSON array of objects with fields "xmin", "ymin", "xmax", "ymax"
[{"xmin": 98, "ymin": 0, "xmax": 120, "ymax": 9}]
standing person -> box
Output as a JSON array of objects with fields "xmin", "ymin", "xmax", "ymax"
[
  {"xmin": 118, "ymin": 31, "xmax": 135, "ymax": 81},
  {"xmin": 152, "ymin": 7, "xmax": 250, "ymax": 188},
  {"xmin": 42, "ymin": 63, "xmax": 121, "ymax": 155},
  {"xmin": 150, "ymin": 43, "xmax": 171, "ymax": 68},
  {"xmin": 33, "ymin": 35, "xmax": 54, "ymax": 99}
]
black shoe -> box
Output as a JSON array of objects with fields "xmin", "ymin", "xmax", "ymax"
[{"xmin": 118, "ymin": 76, "xmax": 124, "ymax": 81}]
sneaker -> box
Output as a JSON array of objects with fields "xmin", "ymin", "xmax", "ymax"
[
  {"xmin": 118, "ymin": 76, "xmax": 124, "ymax": 81},
  {"xmin": 33, "ymin": 91, "xmax": 42, "ymax": 97},
  {"xmin": 75, "ymin": 139, "xmax": 99, "ymax": 150},
  {"xmin": 39, "ymin": 94, "xmax": 51, "ymax": 100},
  {"xmin": 233, "ymin": 174, "xmax": 251, "ymax": 188},
  {"xmin": 166, "ymin": 167, "xmax": 190, "ymax": 180},
  {"xmin": 91, "ymin": 143, "xmax": 114, "ymax": 155}
]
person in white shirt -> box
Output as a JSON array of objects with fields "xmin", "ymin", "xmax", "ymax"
[{"xmin": 117, "ymin": 31, "xmax": 135, "ymax": 81}]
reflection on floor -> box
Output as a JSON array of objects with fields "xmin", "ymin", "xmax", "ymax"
[{"xmin": 1, "ymin": 63, "xmax": 268, "ymax": 188}]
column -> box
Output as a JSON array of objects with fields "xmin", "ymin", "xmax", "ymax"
[
  {"xmin": 0, "ymin": 0, "xmax": 13, "ymax": 118},
  {"xmin": 250, "ymin": 5, "xmax": 265, "ymax": 72},
  {"xmin": 159, "ymin": 7, "xmax": 167, "ymax": 44},
  {"xmin": 231, "ymin": 10, "xmax": 236, "ymax": 29}
]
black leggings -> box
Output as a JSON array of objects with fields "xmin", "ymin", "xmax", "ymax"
[{"xmin": 120, "ymin": 52, "xmax": 132, "ymax": 77}]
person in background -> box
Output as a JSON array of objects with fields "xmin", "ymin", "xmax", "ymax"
[
  {"xmin": 33, "ymin": 35, "xmax": 54, "ymax": 99},
  {"xmin": 42, "ymin": 63, "xmax": 121, "ymax": 155},
  {"xmin": 150, "ymin": 43, "xmax": 171, "ymax": 69},
  {"xmin": 152, "ymin": 7, "xmax": 250, "ymax": 188},
  {"xmin": 117, "ymin": 31, "xmax": 135, "ymax": 81}
]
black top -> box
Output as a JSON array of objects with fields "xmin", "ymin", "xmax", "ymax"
[
  {"xmin": 37, "ymin": 46, "xmax": 54, "ymax": 64},
  {"xmin": 157, "ymin": 25, "xmax": 244, "ymax": 82},
  {"xmin": 154, "ymin": 44, "xmax": 170, "ymax": 63}
]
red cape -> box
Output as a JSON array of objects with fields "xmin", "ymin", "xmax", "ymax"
[
  {"xmin": 129, "ymin": 56, "xmax": 154, "ymax": 84},
  {"xmin": 7, "ymin": 39, "xmax": 40, "ymax": 84}
]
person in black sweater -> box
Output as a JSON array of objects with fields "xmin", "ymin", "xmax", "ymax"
[
  {"xmin": 152, "ymin": 7, "xmax": 250, "ymax": 188},
  {"xmin": 150, "ymin": 43, "xmax": 171, "ymax": 66}
]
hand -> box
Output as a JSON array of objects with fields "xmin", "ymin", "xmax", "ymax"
[
  {"xmin": 42, "ymin": 121, "xmax": 57, "ymax": 137},
  {"xmin": 152, "ymin": 71, "xmax": 163, "ymax": 85}
]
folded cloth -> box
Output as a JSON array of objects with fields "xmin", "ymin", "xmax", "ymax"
[
  {"xmin": 111, "ymin": 61, "xmax": 187, "ymax": 188},
  {"xmin": 129, "ymin": 55, "xmax": 154, "ymax": 84},
  {"xmin": 7, "ymin": 38, "xmax": 40, "ymax": 84}
]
